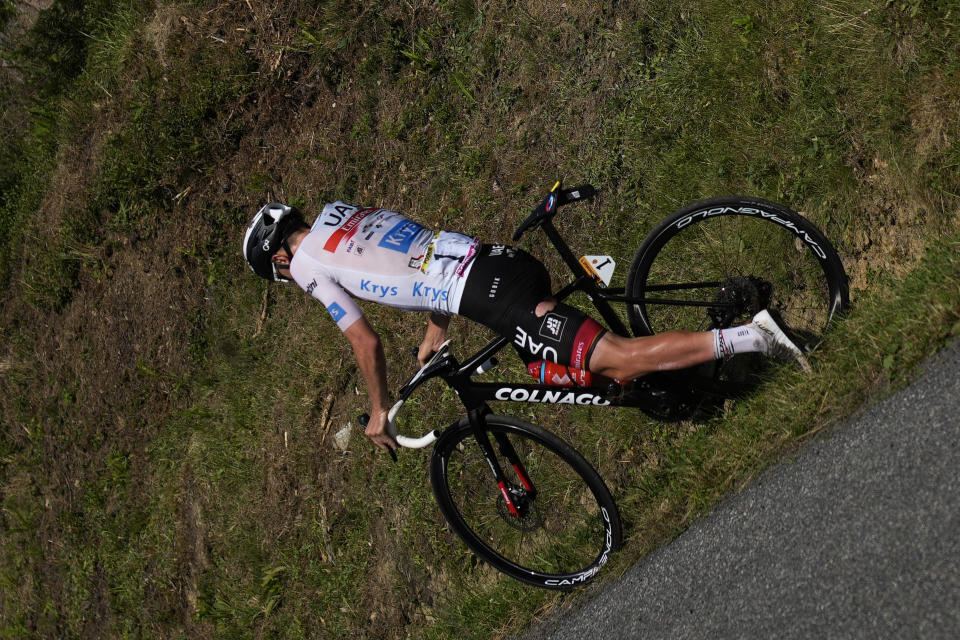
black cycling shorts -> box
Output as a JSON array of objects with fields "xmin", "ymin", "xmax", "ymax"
[{"xmin": 458, "ymin": 245, "xmax": 606, "ymax": 369}]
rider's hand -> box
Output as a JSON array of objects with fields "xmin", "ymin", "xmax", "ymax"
[
  {"xmin": 418, "ymin": 313, "xmax": 450, "ymax": 366},
  {"xmin": 417, "ymin": 340, "xmax": 441, "ymax": 368},
  {"xmin": 363, "ymin": 408, "xmax": 398, "ymax": 453}
]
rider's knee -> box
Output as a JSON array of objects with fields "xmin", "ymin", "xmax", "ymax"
[{"xmin": 534, "ymin": 299, "xmax": 557, "ymax": 317}]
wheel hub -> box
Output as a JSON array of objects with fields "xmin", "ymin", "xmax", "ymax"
[
  {"xmin": 497, "ymin": 485, "xmax": 542, "ymax": 531},
  {"xmin": 709, "ymin": 276, "xmax": 772, "ymax": 327}
]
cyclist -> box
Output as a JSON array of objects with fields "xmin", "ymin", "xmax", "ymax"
[{"xmin": 243, "ymin": 201, "xmax": 809, "ymax": 453}]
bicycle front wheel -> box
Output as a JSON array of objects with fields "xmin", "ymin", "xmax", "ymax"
[
  {"xmin": 430, "ymin": 415, "xmax": 621, "ymax": 590},
  {"xmin": 626, "ymin": 197, "xmax": 849, "ymax": 351}
]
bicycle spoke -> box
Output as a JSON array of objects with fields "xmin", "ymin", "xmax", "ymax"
[
  {"xmin": 627, "ymin": 198, "xmax": 848, "ymax": 378},
  {"xmin": 640, "ymin": 215, "xmax": 832, "ymax": 338},
  {"xmin": 441, "ymin": 428, "xmax": 609, "ymax": 577}
]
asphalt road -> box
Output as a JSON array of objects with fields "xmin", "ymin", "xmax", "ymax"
[{"xmin": 521, "ymin": 339, "xmax": 960, "ymax": 640}]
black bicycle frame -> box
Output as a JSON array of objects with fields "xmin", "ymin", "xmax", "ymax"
[
  {"xmin": 417, "ymin": 209, "xmax": 742, "ymax": 511},
  {"xmin": 425, "ymin": 215, "xmax": 744, "ymax": 419},
  {"xmin": 550, "ymin": 218, "xmax": 739, "ymax": 322}
]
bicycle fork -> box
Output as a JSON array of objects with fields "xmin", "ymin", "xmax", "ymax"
[{"xmin": 467, "ymin": 407, "xmax": 537, "ymax": 518}]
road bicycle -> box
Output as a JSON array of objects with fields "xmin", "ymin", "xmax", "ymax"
[{"xmin": 361, "ymin": 181, "xmax": 849, "ymax": 589}]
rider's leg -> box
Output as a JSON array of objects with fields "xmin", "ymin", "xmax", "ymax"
[
  {"xmin": 587, "ymin": 330, "xmax": 715, "ymax": 380},
  {"xmin": 532, "ymin": 299, "xmax": 714, "ymax": 380},
  {"xmin": 534, "ymin": 300, "xmax": 810, "ymax": 380}
]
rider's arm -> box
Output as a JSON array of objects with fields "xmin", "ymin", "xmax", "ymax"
[
  {"xmin": 343, "ymin": 317, "xmax": 397, "ymax": 452},
  {"xmin": 418, "ymin": 312, "xmax": 451, "ymax": 366}
]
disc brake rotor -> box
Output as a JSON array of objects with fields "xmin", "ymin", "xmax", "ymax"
[{"xmin": 497, "ymin": 486, "xmax": 543, "ymax": 532}]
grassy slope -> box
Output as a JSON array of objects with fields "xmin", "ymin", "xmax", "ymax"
[{"xmin": 1, "ymin": 0, "xmax": 959, "ymax": 637}]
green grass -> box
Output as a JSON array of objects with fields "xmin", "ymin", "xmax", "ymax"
[{"xmin": 1, "ymin": 0, "xmax": 959, "ymax": 638}]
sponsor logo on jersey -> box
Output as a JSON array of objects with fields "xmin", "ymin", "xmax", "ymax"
[
  {"xmin": 488, "ymin": 276, "xmax": 501, "ymax": 299},
  {"xmin": 321, "ymin": 203, "xmax": 359, "ymax": 227},
  {"xmin": 570, "ymin": 319, "xmax": 603, "ymax": 371},
  {"xmin": 305, "ymin": 279, "xmax": 318, "ymax": 295},
  {"xmin": 539, "ymin": 312, "xmax": 566, "ymax": 343},
  {"xmin": 572, "ymin": 338, "xmax": 588, "ymax": 371},
  {"xmin": 488, "ymin": 245, "xmax": 517, "ymax": 258},
  {"xmin": 454, "ymin": 238, "xmax": 480, "ymax": 277},
  {"xmin": 408, "ymin": 242, "xmax": 433, "ymax": 271},
  {"xmin": 410, "ymin": 235, "xmax": 438, "ymax": 272},
  {"xmin": 412, "ymin": 281, "xmax": 448, "ymax": 303},
  {"xmin": 343, "ymin": 240, "xmax": 365, "ymax": 256},
  {"xmin": 493, "ymin": 386, "xmax": 611, "ymax": 406},
  {"xmin": 378, "ymin": 219, "xmax": 426, "ymax": 253},
  {"xmin": 323, "ymin": 207, "xmax": 375, "ymax": 253},
  {"xmin": 359, "ymin": 279, "xmax": 398, "ymax": 298},
  {"xmin": 327, "ymin": 302, "xmax": 347, "ymax": 323}
]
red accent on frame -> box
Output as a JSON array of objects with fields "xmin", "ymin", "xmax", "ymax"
[
  {"xmin": 513, "ymin": 464, "xmax": 534, "ymax": 491},
  {"xmin": 498, "ymin": 481, "xmax": 519, "ymax": 517}
]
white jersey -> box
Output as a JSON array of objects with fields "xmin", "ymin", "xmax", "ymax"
[{"xmin": 289, "ymin": 202, "xmax": 479, "ymax": 331}]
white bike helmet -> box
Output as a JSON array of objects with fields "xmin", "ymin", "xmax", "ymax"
[{"xmin": 242, "ymin": 202, "xmax": 305, "ymax": 282}]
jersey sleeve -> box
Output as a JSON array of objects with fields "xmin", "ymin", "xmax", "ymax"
[
  {"xmin": 293, "ymin": 267, "xmax": 364, "ymax": 331},
  {"xmin": 313, "ymin": 278, "xmax": 364, "ymax": 331}
]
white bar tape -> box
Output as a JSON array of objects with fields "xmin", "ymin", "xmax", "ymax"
[{"xmin": 387, "ymin": 399, "xmax": 439, "ymax": 449}]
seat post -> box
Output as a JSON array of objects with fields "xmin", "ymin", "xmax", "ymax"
[{"xmin": 540, "ymin": 219, "xmax": 629, "ymax": 335}]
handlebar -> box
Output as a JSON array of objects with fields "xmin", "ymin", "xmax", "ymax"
[
  {"xmin": 357, "ymin": 413, "xmax": 399, "ymax": 461},
  {"xmin": 511, "ymin": 181, "xmax": 597, "ymax": 241},
  {"xmin": 356, "ymin": 341, "xmax": 456, "ymax": 456},
  {"xmin": 357, "ymin": 411, "xmax": 435, "ymax": 459}
]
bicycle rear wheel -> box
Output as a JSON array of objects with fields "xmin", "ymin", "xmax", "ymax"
[
  {"xmin": 626, "ymin": 197, "xmax": 848, "ymax": 351},
  {"xmin": 430, "ymin": 415, "xmax": 621, "ymax": 590}
]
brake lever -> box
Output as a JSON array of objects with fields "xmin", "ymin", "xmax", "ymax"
[
  {"xmin": 512, "ymin": 182, "xmax": 597, "ymax": 241},
  {"xmin": 357, "ymin": 413, "xmax": 397, "ymax": 462},
  {"xmin": 512, "ymin": 187, "xmax": 555, "ymax": 241},
  {"xmin": 398, "ymin": 340, "xmax": 452, "ymax": 398}
]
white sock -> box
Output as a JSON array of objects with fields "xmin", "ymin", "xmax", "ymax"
[{"xmin": 712, "ymin": 326, "xmax": 766, "ymax": 359}]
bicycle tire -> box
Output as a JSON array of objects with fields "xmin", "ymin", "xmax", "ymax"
[
  {"xmin": 626, "ymin": 196, "xmax": 849, "ymax": 352},
  {"xmin": 430, "ymin": 415, "xmax": 622, "ymax": 590}
]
